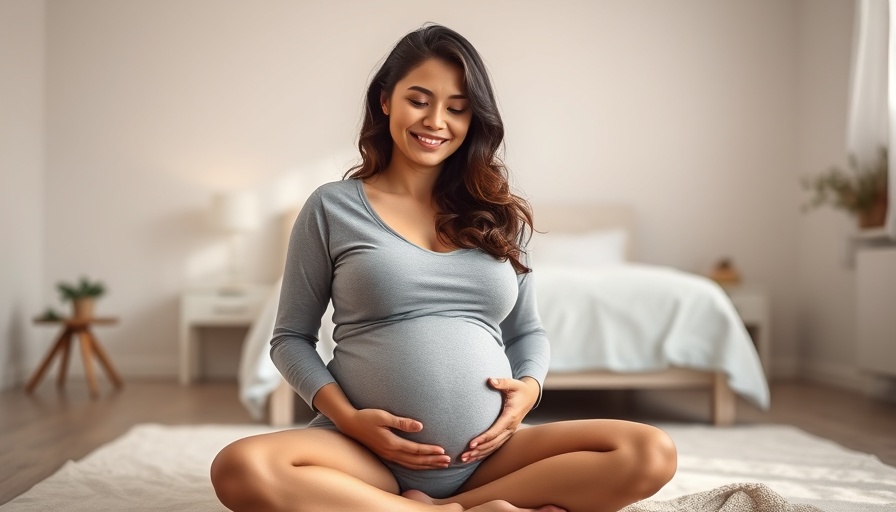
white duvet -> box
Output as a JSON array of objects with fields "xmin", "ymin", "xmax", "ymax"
[
  {"xmin": 535, "ymin": 264, "xmax": 769, "ymax": 408},
  {"xmin": 239, "ymin": 264, "xmax": 769, "ymax": 420}
]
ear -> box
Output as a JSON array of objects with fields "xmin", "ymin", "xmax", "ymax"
[{"xmin": 380, "ymin": 91, "xmax": 390, "ymax": 116}]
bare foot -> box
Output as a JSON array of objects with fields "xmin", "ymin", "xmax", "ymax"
[
  {"xmin": 466, "ymin": 501, "xmax": 567, "ymax": 512},
  {"xmin": 403, "ymin": 489, "xmax": 437, "ymax": 505},
  {"xmin": 402, "ymin": 489, "xmax": 463, "ymax": 511},
  {"xmin": 402, "ymin": 489, "xmax": 565, "ymax": 512}
]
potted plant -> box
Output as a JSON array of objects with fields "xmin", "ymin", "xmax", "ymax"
[
  {"xmin": 36, "ymin": 307, "xmax": 64, "ymax": 322},
  {"xmin": 57, "ymin": 276, "xmax": 106, "ymax": 319},
  {"xmin": 801, "ymin": 147, "xmax": 889, "ymax": 229}
]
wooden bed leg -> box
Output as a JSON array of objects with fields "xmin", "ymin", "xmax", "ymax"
[
  {"xmin": 268, "ymin": 378, "xmax": 295, "ymax": 427},
  {"xmin": 711, "ymin": 372, "xmax": 735, "ymax": 426}
]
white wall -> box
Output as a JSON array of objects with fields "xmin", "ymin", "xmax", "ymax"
[
  {"xmin": 0, "ymin": 0, "xmax": 45, "ymax": 389},
  {"xmin": 794, "ymin": 0, "xmax": 864, "ymax": 388},
  {"xmin": 16, "ymin": 0, "xmax": 815, "ymax": 381}
]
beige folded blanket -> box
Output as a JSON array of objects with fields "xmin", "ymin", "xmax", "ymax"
[{"xmin": 622, "ymin": 483, "xmax": 824, "ymax": 512}]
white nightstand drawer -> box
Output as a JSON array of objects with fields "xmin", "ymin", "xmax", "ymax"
[{"xmin": 182, "ymin": 292, "xmax": 266, "ymax": 324}]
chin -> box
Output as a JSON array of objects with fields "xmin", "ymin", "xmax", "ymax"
[{"xmin": 407, "ymin": 152, "xmax": 452, "ymax": 169}]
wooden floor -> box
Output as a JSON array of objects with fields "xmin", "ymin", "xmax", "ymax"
[{"xmin": 2, "ymin": 378, "xmax": 895, "ymax": 505}]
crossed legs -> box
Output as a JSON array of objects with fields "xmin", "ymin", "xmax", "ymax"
[{"xmin": 210, "ymin": 419, "xmax": 676, "ymax": 512}]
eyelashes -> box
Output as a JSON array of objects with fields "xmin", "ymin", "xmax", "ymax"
[{"xmin": 407, "ymin": 99, "xmax": 467, "ymax": 115}]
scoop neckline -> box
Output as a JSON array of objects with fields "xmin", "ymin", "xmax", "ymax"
[{"xmin": 354, "ymin": 179, "xmax": 473, "ymax": 257}]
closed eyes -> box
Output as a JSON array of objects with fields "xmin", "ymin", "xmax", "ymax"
[{"xmin": 407, "ymin": 99, "xmax": 467, "ymax": 114}]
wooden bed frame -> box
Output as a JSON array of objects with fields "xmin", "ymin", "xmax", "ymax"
[{"xmin": 265, "ymin": 201, "xmax": 737, "ymax": 427}]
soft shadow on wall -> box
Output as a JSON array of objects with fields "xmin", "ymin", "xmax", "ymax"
[{"xmin": 178, "ymin": 150, "xmax": 357, "ymax": 288}]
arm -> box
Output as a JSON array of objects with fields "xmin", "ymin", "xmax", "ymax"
[
  {"xmin": 269, "ymin": 188, "xmax": 336, "ymax": 408},
  {"xmin": 501, "ymin": 269, "xmax": 551, "ymax": 404}
]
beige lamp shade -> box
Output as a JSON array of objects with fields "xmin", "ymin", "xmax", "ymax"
[{"xmin": 212, "ymin": 191, "xmax": 259, "ymax": 233}]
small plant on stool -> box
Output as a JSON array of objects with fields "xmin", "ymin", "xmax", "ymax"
[
  {"xmin": 57, "ymin": 276, "xmax": 106, "ymax": 319},
  {"xmin": 36, "ymin": 307, "xmax": 63, "ymax": 322}
]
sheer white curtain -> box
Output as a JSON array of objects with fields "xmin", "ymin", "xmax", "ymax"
[{"xmin": 848, "ymin": 0, "xmax": 894, "ymax": 237}]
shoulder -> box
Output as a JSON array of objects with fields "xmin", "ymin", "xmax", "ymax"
[
  {"xmin": 302, "ymin": 179, "xmax": 361, "ymax": 210},
  {"xmin": 308, "ymin": 179, "xmax": 358, "ymax": 202},
  {"xmin": 298, "ymin": 179, "xmax": 370, "ymax": 229},
  {"xmin": 315, "ymin": 178, "xmax": 358, "ymax": 196}
]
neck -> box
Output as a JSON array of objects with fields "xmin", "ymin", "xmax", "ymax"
[{"xmin": 375, "ymin": 161, "xmax": 441, "ymax": 202}]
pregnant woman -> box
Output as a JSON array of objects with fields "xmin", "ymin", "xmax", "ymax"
[{"xmin": 211, "ymin": 24, "xmax": 676, "ymax": 512}]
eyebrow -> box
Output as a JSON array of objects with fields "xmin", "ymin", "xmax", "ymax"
[{"xmin": 407, "ymin": 85, "xmax": 467, "ymax": 100}]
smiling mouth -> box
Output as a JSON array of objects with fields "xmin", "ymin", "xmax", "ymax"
[{"xmin": 411, "ymin": 132, "xmax": 449, "ymax": 147}]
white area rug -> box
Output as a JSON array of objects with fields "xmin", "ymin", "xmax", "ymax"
[{"xmin": 2, "ymin": 424, "xmax": 894, "ymax": 511}]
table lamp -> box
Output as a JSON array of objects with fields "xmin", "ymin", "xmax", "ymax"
[{"xmin": 211, "ymin": 191, "xmax": 259, "ymax": 293}]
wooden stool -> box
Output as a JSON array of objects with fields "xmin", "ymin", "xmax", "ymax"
[{"xmin": 26, "ymin": 317, "xmax": 124, "ymax": 397}]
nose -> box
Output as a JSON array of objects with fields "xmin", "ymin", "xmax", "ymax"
[{"xmin": 424, "ymin": 109, "xmax": 446, "ymax": 130}]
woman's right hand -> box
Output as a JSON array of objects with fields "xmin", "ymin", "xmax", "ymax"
[{"xmin": 338, "ymin": 408, "xmax": 451, "ymax": 470}]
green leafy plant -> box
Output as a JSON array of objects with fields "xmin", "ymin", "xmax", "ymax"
[
  {"xmin": 37, "ymin": 307, "xmax": 63, "ymax": 321},
  {"xmin": 801, "ymin": 147, "xmax": 888, "ymax": 215},
  {"xmin": 56, "ymin": 276, "xmax": 106, "ymax": 303}
]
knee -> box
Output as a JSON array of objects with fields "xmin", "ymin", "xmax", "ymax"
[
  {"xmin": 627, "ymin": 425, "xmax": 677, "ymax": 499},
  {"xmin": 210, "ymin": 439, "xmax": 277, "ymax": 511}
]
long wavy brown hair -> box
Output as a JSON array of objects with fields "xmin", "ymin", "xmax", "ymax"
[{"xmin": 344, "ymin": 24, "xmax": 533, "ymax": 274}]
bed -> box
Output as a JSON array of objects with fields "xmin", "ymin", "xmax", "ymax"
[{"xmin": 238, "ymin": 201, "xmax": 770, "ymax": 427}]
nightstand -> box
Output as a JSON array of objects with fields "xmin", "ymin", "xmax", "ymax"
[
  {"xmin": 725, "ymin": 286, "xmax": 772, "ymax": 381},
  {"xmin": 179, "ymin": 284, "xmax": 272, "ymax": 385}
]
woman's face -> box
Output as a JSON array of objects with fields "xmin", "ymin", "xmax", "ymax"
[{"xmin": 382, "ymin": 58, "xmax": 472, "ymax": 173}]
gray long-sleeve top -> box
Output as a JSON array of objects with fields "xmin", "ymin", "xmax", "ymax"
[{"xmin": 270, "ymin": 179, "xmax": 550, "ymax": 438}]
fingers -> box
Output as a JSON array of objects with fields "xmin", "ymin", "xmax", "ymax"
[
  {"xmin": 391, "ymin": 436, "xmax": 446, "ymax": 456},
  {"xmin": 475, "ymin": 428, "xmax": 513, "ymax": 454},
  {"xmin": 394, "ymin": 454, "xmax": 452, "ymax": 470},
  {"xmin": 386, "ymin": 413, "xmax": 423, "ymax": 433},
  {"xmin": 378, "ymin": 425, "xmax": 450, "ymax": 469},
  {"xmin": 349, "ymin": 409, "xmax": 450, "ymax": 469},
  {"xmin": 468, "ymin": 419, "xmax": 507, "ymax": 450},
  {"xmin": 488, "ymin": 377, "xmax": 516, "ymax": 391},
  {"xmin": 389, "ymin": 438, "xmax": 451, "ymax": 469},
  {"xmin": 461, "ymin": 428, "xmax": 514, "ymax": 463},
  {"xmin": 468, "ymin": 379, "xmax": 513, "ymax": 449}
]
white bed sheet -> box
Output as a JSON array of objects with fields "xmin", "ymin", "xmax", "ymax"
[
  {"xmin": 239, "ymin": 264, "xmax": 770, "ymax": 420},
  {"xmin": 237, "ymin": 279, "xmax": 336, "ymax": 421}
]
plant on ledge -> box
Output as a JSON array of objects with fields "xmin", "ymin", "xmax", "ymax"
[
  {"xmin": 57, "ymin": 276, "xmax": 106, "ymax": 319},
  {"xmin": 801, "ymin": 147, "xmax": 889, "ymax": 229}
]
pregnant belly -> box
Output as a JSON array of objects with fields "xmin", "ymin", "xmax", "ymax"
[{"xmin": 328, "ymin": 316, "xmax": 512, "ymax": 461}]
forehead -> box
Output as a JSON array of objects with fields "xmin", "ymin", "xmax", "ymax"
[{"xmin": 396, "ymin": 58, "xmax": 467, "ymax": 96}]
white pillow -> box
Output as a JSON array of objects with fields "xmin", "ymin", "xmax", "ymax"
[{"xmin": 530, "ymin": 229, "xmax": 628, "ymax": 269}]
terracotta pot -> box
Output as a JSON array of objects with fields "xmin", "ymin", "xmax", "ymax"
[
  {"xmin": 858, "ymin": 194, "xmax": 888, "ymax": 229},
  {"xmin": 72, "ymin": 298, "xmax": 95, "ymax": 320}
]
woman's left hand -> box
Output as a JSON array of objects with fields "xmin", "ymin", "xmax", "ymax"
[{"xmin": 460, "ymin": 376, "xmax": 540, "ymax": 464}]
